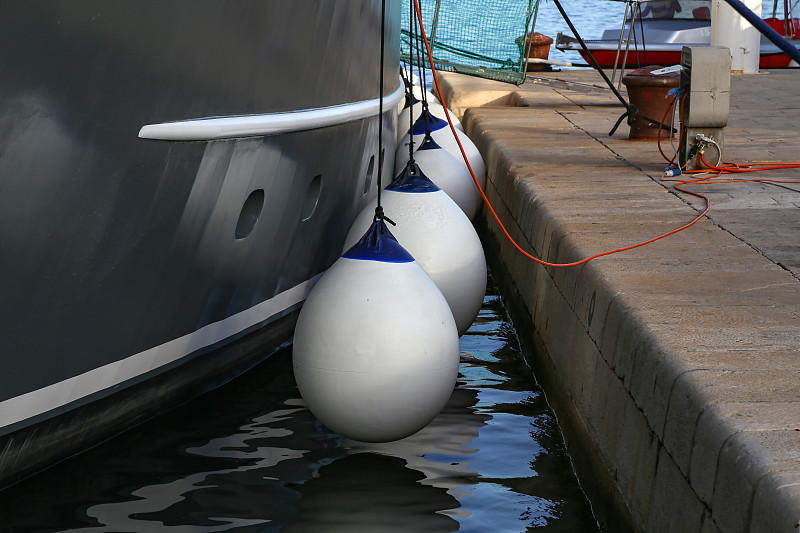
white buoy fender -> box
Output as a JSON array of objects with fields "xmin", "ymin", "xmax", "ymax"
[
  {"xmin": 394, "ymin": 133, "xmax": 480, "ymax": 220},
  {"xmin": 344, "ymin": 165, "xmax": 487, "ymax": 337},
  {"xmin": 398, "ymin": 110, "xmax": 485, "ymax": 191},
  {"xmin": 293, "ymin": 220, "xmax": 460, "ymax": 443},
  {"xmin": 396, "ymin": 94, "xmax": 420, "ymax": 145}
]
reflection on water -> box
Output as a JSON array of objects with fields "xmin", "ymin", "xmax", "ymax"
[{"xmin": 0, "ymin": 273, "xmax": 598, "ymax": 532}]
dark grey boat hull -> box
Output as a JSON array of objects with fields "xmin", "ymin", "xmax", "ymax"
[{"xmin": 0, "ymin": 0, "xmax": 401, "ymax": 487}]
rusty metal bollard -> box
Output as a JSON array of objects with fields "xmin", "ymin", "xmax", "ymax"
[{"xmin": 621, "ymin": 66, "xmax": 681, "ymax": 140}]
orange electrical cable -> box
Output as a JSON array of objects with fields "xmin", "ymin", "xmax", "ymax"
[
  {"xmin": 661, "ymin": 155, "xmax": 800, "ymax": 193},
  {"xmin": 728, "ymin": 162, "xmax": 800, "ymax": 167},
  {"xmin": 656, "ymin": 97, "xmax": 677, "ymax": 164},
  {"xmin": 698, "ymin": 154, "xmax": 800, "ymax": 174},
  {"xmin": 411, "ymin": 0, "xmax": 710, "ymax": 268},
  {"xmin": 656, "ymin": 90, "xmax": 687, "ymax": 166}
]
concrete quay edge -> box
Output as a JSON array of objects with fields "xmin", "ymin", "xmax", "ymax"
[{"xmin": 436, "ymin": 70, "xmax": 800, "ymax": 533}]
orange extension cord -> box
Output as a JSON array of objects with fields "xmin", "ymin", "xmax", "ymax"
[
  {"xmin": 655, "ymin": 92, "xmax": 800, "ymax": 199},
  {"xmin": 412, "ymin": 0, "xmax": 800, "ymax": 268}
]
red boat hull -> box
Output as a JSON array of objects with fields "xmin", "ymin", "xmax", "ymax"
[{"xmin": 579, "ymin": 48, "xmax": 793, "ymax": 68}]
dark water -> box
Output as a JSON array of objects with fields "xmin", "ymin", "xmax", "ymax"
[{"xmin": 0, "ymin": 273, "xmax": 598, "ymax": 532}]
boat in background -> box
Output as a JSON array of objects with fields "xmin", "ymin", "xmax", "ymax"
[
  {"xmin": 555, "ymin": 0, "xmax": 800, "ymax": 68},
  {"xmin": 0, "ymin": 0, "xmax": 401, "ymax": 489}
]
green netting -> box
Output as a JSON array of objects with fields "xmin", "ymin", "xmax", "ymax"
[{"xmin": 400, "ymin": 0, "xmax": 540, "ymax": 85}]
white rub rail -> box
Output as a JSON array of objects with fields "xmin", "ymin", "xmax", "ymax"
[{"xmin": 139, "ymin": 81, "xmax": 405, "ymax": 141}]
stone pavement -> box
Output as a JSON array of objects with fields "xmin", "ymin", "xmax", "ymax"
[{"xmin": 435, "ymin": 68, "xmax": 800, "ymax": 532}]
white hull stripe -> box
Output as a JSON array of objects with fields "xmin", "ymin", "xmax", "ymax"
[
  {"xmin": 0, "ymin": 275, "xmax": 322, "ymax": 429},
  {"xmin": 139, "ymin": 81, "xmax": 405, "ymax": 141}
]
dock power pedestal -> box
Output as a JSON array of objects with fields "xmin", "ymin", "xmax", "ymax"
[{"xmin": 679, "ymin": 46, "xmax": 732, "ymax": 170}]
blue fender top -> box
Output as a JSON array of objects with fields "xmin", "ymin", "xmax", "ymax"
[
  {"xmin": 410, "ymin": 109, "xmax": 448, "ymax": 135},
  {"xmin": 416, "ymin": 132, "xmax": 443, "ymax": 151},
  {"xmin": 387, "ymin": 161, "xmax": 441, "ymax": 193},
  {"xmin": 343, "ymin": 219, "xmax": 415, "ymax": 263},
  {"xmin": 402, "ymin": 93, "xmax": 421, "ymax": 110}
]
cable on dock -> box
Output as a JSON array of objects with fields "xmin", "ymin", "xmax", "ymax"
[
  {"xmin": 410, "ymin": 0, "xmax": 800, "ymax": 269},
  {"xmin": 411, "ymin": 0, "xmax": 711, "ymax": 268}
]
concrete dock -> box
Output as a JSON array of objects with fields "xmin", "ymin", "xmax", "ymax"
[{"xmin": 436, "ymin": 68, "xmax": 800, "ymax": 532}]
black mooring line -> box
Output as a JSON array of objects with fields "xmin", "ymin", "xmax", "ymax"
[{"xmin": 550, "ymin": 0, "xmax": 676, "ymax": 136}]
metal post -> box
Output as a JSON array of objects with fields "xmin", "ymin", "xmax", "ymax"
[
  {"xmin": 523, "ymin": 0, "xmax": 541, "ymax": 72},
  {"xmin": 429, "ymin": 0, "xmax": 441, "ymax": 49},
  {"xmin": 612, "ymin": 1, "xmax": 643, "ymax": 90},
  {"xmin": 612, "ymin": 1, "xmax": 632, "ymax": 85}
]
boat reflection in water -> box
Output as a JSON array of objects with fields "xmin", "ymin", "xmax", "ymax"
[{"xmin": 0, "ymin": 278, "xmax": 599, "ymax": 532}]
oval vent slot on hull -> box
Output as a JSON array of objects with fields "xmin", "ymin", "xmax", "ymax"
[
  {"xmin": 301, "ymin": 174, "xmax": 322, "ymax": 221},
  {"xmin": 235, "ymin": 189, "xmax": 265, "ymax": 240},
  {"xmin": 363, "ymin": 155, "xmax": 375, "ymax": 195}
]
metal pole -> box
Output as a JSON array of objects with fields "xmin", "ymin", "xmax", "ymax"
[
  {"xmin": 612, "ymin": 1, "xmax": 632, "ymax": 84},
  {"xmin": 429, "ymin": 0, "xmax": 441, "ymax": 46},
  {"xmin": 549, "ymin": 0, "xmax": 673, "ymax": 136},
  {"xmin": 784, "ymin": 0, "xmax": 790, "ymax": 36},
  {"xmin": 523, "ymin": 0, "xmax": 541, "ymax": 72},
  {"xmin": 620, "ymin": 3, "xmax": 639, "ymax": 86}
]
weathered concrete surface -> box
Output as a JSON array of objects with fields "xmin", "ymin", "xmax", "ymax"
[{"xmin": 437, "ymin": 69, "xmax": 800, "ymax": 533}]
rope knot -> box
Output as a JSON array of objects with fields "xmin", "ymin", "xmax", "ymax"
[{"xmin": 374, "ymin": 205, "xmax": 396, "ymax": 226}]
